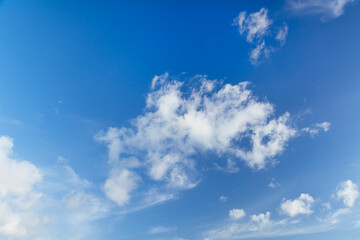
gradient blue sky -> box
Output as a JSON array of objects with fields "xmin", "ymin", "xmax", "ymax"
[{"xmin": 0, "ymin": 1, "xmax": 360, "ymax": 240}]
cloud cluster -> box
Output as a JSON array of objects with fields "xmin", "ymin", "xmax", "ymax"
[
  {"xmin": 96, "ymin": 74, "xmax": 297, "ymax": 206},
  {"xmin": 203, "ymin": 180, "xmax": 360, "ymax": 240},
  {"xmin": 287, "ymin": 0, "xmax": 355, "ymax": 20},
  {"xmin": 233, "ymin": 9, "xmax": 289, "ymax": 64},
  {"xmin": 302, "ymin": 121, "xmax": 331, "ymax": 137}
]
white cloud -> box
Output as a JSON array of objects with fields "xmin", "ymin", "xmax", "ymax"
[
  {"xmin": 229, "ymin": 209, "xmax": 246, "ymax": 220},
  {"xmin": 302, "ymin": 121, "xmax": 330, "ymax": 137},
  {"xmin": 280, "ymin": 193, "xmax": 315, "ymax": 217},
  {"xmin": 250, "ymin": 41, "xmax": 270, "ymax": 65},
  {"xmin": 148, "ymin": 225, "xmax": 177, "ymax": 234},
  {"xmin": 219, "ymin": 196, "xmax": 228, "ymax": 202},
  {"xmin": 276, "ymin": 24, "xmax": 289, "ymax": 45},
  {"xmin": 250, "ymin": 212, "xmax": 272, "ymax": 230},
  {"xmin": 0, "ymin": 136, "xmax": 43, "ymax": 237},
  {"xmin": 103, "ymin": 168, "xmax": 140, "ymax": 206},
  {"xmin": 204, "ymin": 211, "xmax": 274, "ymax": 240},
  {"xmin": 0, "ymin": 136, "xmax": 42, "ymax": 198},
  {"xmin": 268, "ymin": 178, "xmax": 280, "ymax": 188},
  {"xmin": 152, "ymin": 72, "xmax": 169, "ymax": 90},
  {"xmin": 233, "ymin": 9, "xmax": 288, "ymax": 64},
  {"xmin": 204, "ymin": 181, "xmax": 360, "ymax": 240},
  {"xmin": 96, "ymin": 74, "xmax": 297, "ymax": 206},
  {"xmin": 287, "ymin": 0, "xmax": 355, "ymax": 20},
  {"xmin": 234, "ymin": 8, "xmax": 272, "ymax": 43},
  {"xmin": 336, "ymin": 180, "xmax": 359, "ymax": 207}
]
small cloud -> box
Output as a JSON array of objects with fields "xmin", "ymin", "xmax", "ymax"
[
  {"xmin": 233, "ymin": 8, "xmax": 289, "ymax": 65},
  {"xmin": 276, "ymin": 24, "xmax": 289, "ymax": 46},
  {"xmin": 268, "ymin": 178, "xmax": 280, "ymax": 188},
  {"xmin": 302, "ymin": 121, "xmax": 330, "ymax": 137},
  {"xmin": 280, "ymin": 193, "xmax": 315, "ymax": 217},
  {"xmin": 229, "ymin": 209, "xmax": 246, "ymax": 220},
  {"xmin": 219, "ymin": 196, "xmax": 228, "ymax": 202},
  {"xmin": 336, "ymin": 180, "xmax": 359, "ymax": 208}
]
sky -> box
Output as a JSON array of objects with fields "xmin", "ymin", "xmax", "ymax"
[{"xmin": 0, "ymin": 0, "xmax": 360, "ymax": 239}]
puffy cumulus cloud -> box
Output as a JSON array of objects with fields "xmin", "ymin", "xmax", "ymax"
[
  {"xmin": 0, "ymin": 136, "xmax": 42, "ymax": 198},
  {"xmin": 302, "ymin": 121, "xmax": 331, "ymax": 137},
  {"xmin": 204, "ymin": 180, "xmax": 360, "ymax": 240},
  {"xmin": 336, "ymin": 180, "xmax": 359, "ymax": 207},
  {"xmin": 229, "ymin": 209, "xmax": 246, "ymax": 220},
  {"xmin": 103, "ymin": 168, "xmax": 140, "ymax": 206},
  {"xmin": 0, "ymin": 136, "xmax": 43, "ymax": 237},
  {"xmin": 233, "ymin": 9, "xmax": 289, "ymax": 65},
  {"xmin": 280, "ymin": 193, "xmax": 315, "ymax": 217},
  {"xmin": 249, "ymin": 212, "xmax": 272, "ymax": 230},
  {"xmin": 96, "ymin": 74, "xmax": 297, "ymax": 206},
  {"xmin": 287, "ymin": 0, "xmax": 355, "ymax": 20}
]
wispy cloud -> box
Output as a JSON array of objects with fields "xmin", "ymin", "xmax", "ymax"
[
  {"xmin": 287, "ymin": 0, "xmax": 356, "ymax": 21},
  {"xmin": 148, "ymin": 225, "xmax": 177, "ymax": 234},
  {"xmin": 0, "ymin": 136, "xmax": 110, "ymax": 239},
  {"xmin": 233, "ymin": 8, "xmax": 289, "ymax": 65}
]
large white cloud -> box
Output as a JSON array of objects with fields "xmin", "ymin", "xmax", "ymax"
[
  {"xmin": 96, "ymin": 74, "xmax": 297, "ymax": 206},
  {"xmin": 336, "ymin": 180, "xmax": 359, "ymax": 208},
  {"xmin": 280, "ymin": 193, "xmax": 315, "ymax": 217}
]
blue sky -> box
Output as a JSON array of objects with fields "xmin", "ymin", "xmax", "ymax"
[{"xmin": 0, "ymin": 0, "xmax": 360, "ymax": 239}]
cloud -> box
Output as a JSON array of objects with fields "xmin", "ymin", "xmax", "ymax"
[
  {"xmin": 336, "ymin": 180, "xmax": 359, "ymax": 207},
  {"xmin": 268, "ymin": 178, "xmax": 280, "ymax": 188},
  {"xmin": 233, "ymin": 9, "xmax": 289, "ymax": 64},
  {"xmin": 234, "ymin": 9, "xmax": 272, "ymax": 43},
  {"xmin": 276, "ymin": 24, "xmax": 289, "ymax": 46},
  {"xmin": 203, "ymin": 180, "xmax": 360, "ymax": 240},
  {"xmin": 96, "ymin": 74, "xmax": 298, "ymax": 206},
  {"xmin": 249, "ymin": 212, "xmax": 272, "ymax": 230},
  {"xmin": 0, "ymin": 136, "xmax": 43, "ymax": 237},
  {"xmin": 302, "ymin": 121, "xmax": 330, "ymax": 137},
  {"xmin": 219, "ymin": 196, "xmax": 228, "ymax": 202},
  {"xmin": 0, "ymin": 136, "xmax": 42, "ymax": 198},
  {"xmin": 148, "ymin": 226, "xmax": 177, "ymax": 234},
  {"xmin": 204, "ymin": 211, "xmax": 274, "ymax": 240},
  {"xmin": 103, "ymin": 168, "xmax": 140, "ymax": 206},
  {"xmin": 280, "ymin": 193, "xmax": 315, "ymax": 217},
  {"xmin": 0, "ymin": 135, "xmax": 110, "ymax": 239},
  {"xmin": 287, "ymin": 0, "xmax": 355, "ymax": 20},
  {"xmin": 229, "ymin": 209, "xmax": 246, "ymax": 220}
]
